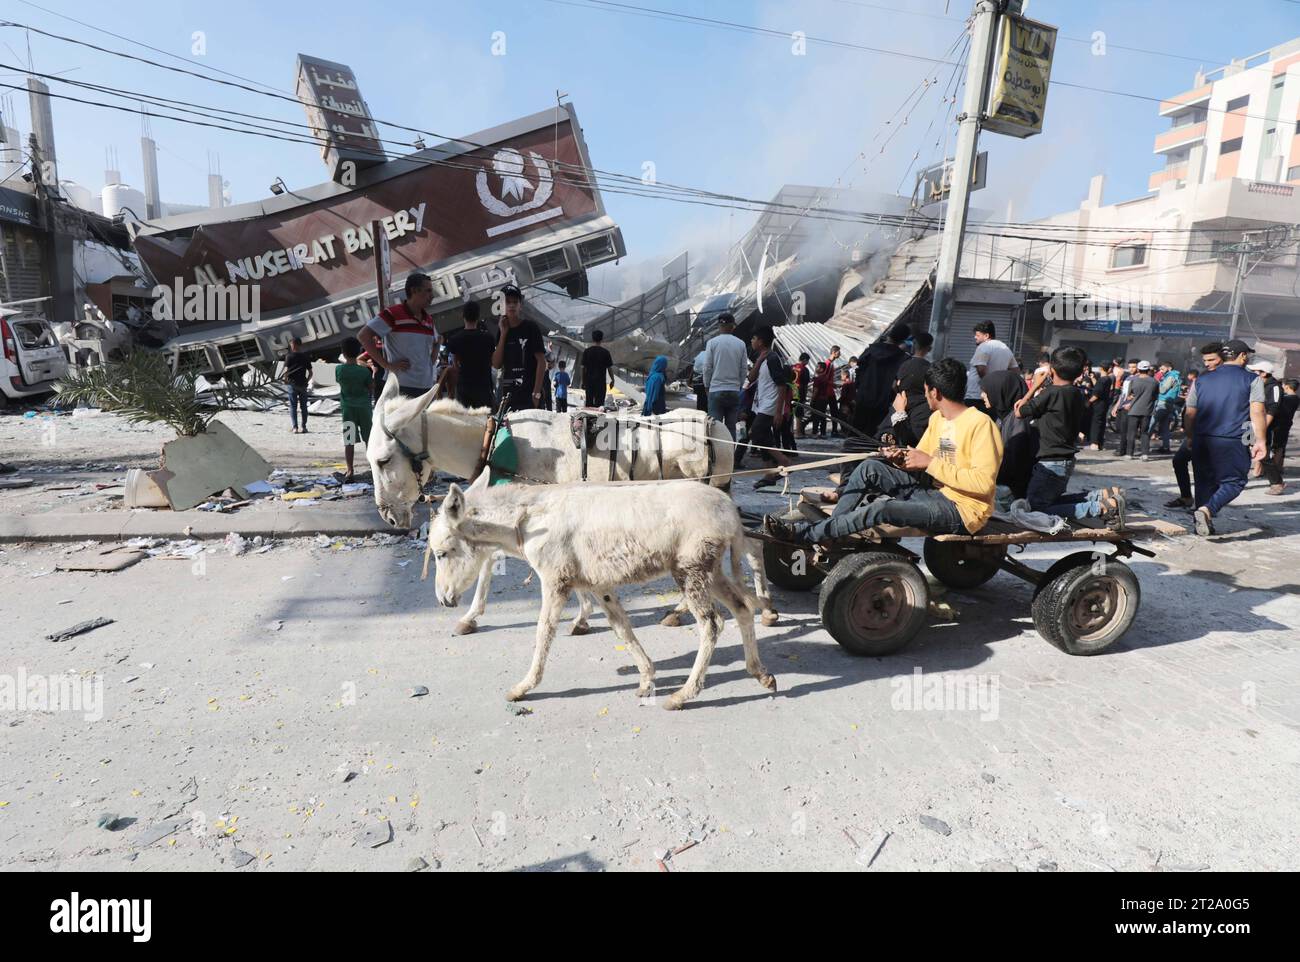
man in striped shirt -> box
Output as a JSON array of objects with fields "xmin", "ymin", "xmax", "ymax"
[{"xmin": 359, "ymin": 272, "xmax": 440, "ymax": 398}]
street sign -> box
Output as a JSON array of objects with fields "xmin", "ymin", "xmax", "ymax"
[
  {"xmin": 916, "ymin": 152, "xmax": 988, "ymax": 206},
  {"xmin": 372, "ymin": 218, "xmax": 391, "ymax": 309},
  {"xmin": 985, "ymin": 14, "xmax": 1058, "ymax": 138}
]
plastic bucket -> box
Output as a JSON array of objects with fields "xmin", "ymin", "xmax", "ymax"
[{"xmin": 124, "ymin": 468, "xmax": 169, "ymax": 508}]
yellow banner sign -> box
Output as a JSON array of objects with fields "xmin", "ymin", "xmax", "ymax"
[{"xmin": 985, "ymin": 14, "xmax": 1057, "ymax": 139}]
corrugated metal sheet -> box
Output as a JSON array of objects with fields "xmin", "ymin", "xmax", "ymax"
[
  {"xmin": 824, "ymin": 232, "xmax": 940, "ymax": 340},
  {"xmin": 774, "ymin": 322, "xmax": 867, "ymax": 363}
]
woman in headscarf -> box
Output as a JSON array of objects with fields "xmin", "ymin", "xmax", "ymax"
[
  {"xmin": 641, "ymin": 355, "xmax": 669, "ymax": 416},
  {"xmin": 982, "ymin": 368, "xmax": 1035, "ymax": 504}
]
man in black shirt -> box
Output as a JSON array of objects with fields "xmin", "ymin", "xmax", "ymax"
[
  {"xmin": 444, "ymin": 301, "xmax": 496, "ymax": 409},
  {"xmin": 1264, "ymin": 378, "xmax": 1297, "ymax": 496},
  {"xmin": 1086, "ymin": 361, "xmax": 1114, "ymax": 450},
  {"xmin": 880, "ymin": 331, "xmax": 932, "ymax": 446},
  {"xmin": 491, "ymin": 284, "xmax": 546, "ymax": 413},
  {"xmin": 284, "ymin": 336, "xmax": 312, "ymax": 434},
  {"xmin": 581, "ymin": 329, "xmax": 615, "ymax": 410},
  {"xmin": 1016, "ymin": 346, "xmax": 1124, "ymax": 523},
  {"xmin": 851, "ymin": 322, "xmax": 911, "ymax": 444}
]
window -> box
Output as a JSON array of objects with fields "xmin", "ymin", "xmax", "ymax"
[
  {"xmin": 1221, "ymin": 137, "xmax": 1243, "ymax": 153},
  {"xmin": 1226, "ymin": 95, "xmax": 1250, "ymax": 112},
  {"xmin": 1111, "ymin": 244, "xmax": 1148, "ymax": 269},
  {"xmin": 1289, "ymin": 165, "xmax": 1300, "ymax": 181}
]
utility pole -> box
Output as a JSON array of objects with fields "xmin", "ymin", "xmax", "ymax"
[
  {"xmin": 1227, "ymin": 228, "xmax": 1294, "ymax": 341},
  {"xmin": 928, "ymin": 0, "xmax": 1005, "ymax": 359},
  {"xmin": 1226, "ymin": 243, "xmax": 1249, "ymax": 343}
]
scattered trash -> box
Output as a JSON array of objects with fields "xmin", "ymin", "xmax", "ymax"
[
  {"xmin": 407, "ymin": 686, "xmax": 429, "ymax": 698},
  {"xmin": 283, "ymin": 489, "xmax": 325, "ymax": 501},
  {"xmin": 224, "ymin": 532, "xmax": 248, "ymax": 556},
  {"xmin": 407, "ymin": 857, "xmax": 429, "ymax": 872},
  {"xmin": 865, "ymin": 831, "xmax": 891, "ymax": 868},
  {"xmin": 96, "ymin": 812, "xmax": 120, "ymax": 831},
  {"xmin": 244, "ymin": 480, "xmax": 274, "ymax": 495},
  {"xmin": 981, "ymin": 772, "xmax": 996, "ymax": 784},
  {"xmin": 335, "ymin": 765, "xmax": 358, "ymax": 784},
  {"xmin": 45, "ymin": 617, "xmax": 115, "ymax": 643},
  {"xmin": 0, "ymin": 477, "xmax": 34, "ymax": 489},
  {"xmin": 918, "ymin": 815, "xmax": 952, "ymax": 837},
  {"xmin": 506, "ymin": 705, "xmax": 532, "ymax": 717},
  {"xmin": 265, "ymin": 620, "xmax": 283, "ymax": 633},
  {"xmin": 231, "ymin": 849, "xmax": 257, "ymax": 868}
]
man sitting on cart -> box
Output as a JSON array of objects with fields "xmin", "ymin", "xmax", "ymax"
[{"xmin": 764, "ymin": 357, "xmax": 1003, "ymax": 545}]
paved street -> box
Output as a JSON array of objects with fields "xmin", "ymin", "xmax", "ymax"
[{"xmin": 3, "ymin": 420, "xmax": 1298, "ymax": 872}]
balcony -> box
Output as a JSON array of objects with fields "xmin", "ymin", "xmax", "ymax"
[
  {"xmin": 1153, "ymin": 121, "xmax": 1206, "ymax": 154},
  {"xmin": 1159, "ymin": 84, "xmax": 1213, "ymax": 116},
  {"xmin": 1149, "ymin": 165, "xmax": 1188, "ymax": 191}
]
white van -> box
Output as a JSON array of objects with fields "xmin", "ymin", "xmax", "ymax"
[{"xmin": 1, "ymin": 309, "xmax": 69, "ymax": 402}]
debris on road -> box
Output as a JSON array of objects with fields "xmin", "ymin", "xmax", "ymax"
[
  {"xmin": 356, "ymin": 822, "xmax": 393, "ymax": 848},
  {"xmin": 231, "ymin": 849, "xmax": 257, "ymax": 868},
  {"xmin": 918, "ymin": 815, "xmax": 952, "ymax": 837},
  {"xmin": 45, "ymin": 616, "xmax": 114, "ymax": 643}
]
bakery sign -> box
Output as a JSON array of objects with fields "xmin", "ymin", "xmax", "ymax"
[{"xmin": 131, "ymin": 112, "xmax": 600, "ymax": 321}]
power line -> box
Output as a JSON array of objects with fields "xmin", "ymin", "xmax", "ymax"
[
  {"xmin": 15, "ymin": 0, "xmax": 289, "ymax": 96},
  {"xmin": 528, "ymin": 0, "xmax": 1300, "ymax": 128},
  {"xmin": 828, "ymin": 0, "xmax": 1225, "ymax": 65},
  {"xmin": 12, "ymin": 69, "xmax": 1285, "ymax": 256}
]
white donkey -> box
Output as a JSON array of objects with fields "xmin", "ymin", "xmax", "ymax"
[
  {"xmin": 430, "ymin": 472, "xmax": 777, "ymax": 710},
  {"xmin": 366, "ymin": 376, "xmax": 778, "ymax": 634}
]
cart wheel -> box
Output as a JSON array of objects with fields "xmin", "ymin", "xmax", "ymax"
[
  {"xmin": 1031, "ymin": 555, "xmax": 1139, "ymax": 655},
  {"xmin": 763, "ymin": 536, "xmax": 825, "ymax": 591},
  {"xmin": 819, "ymin": 553, "xmax": 929, "ymax": 656},
  {"xmin": 922, "ymin": 539, "xmax": 1006, "ymax": 590}
]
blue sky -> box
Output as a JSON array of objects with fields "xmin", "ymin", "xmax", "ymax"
[{"xmin": 4, "ymin": 0, "xmax": 1299, "ymax": 296}]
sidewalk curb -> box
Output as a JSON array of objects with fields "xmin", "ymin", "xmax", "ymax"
[{"xmin": 0, "ymin": 504, "xmax": 420, "ymax": 543}]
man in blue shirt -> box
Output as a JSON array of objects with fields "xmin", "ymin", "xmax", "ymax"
[
  {"xmin": 1151, "ymin": 362, "xmax": 1181, "ymax": 453},
  {"xmin": 1183, "ymin": 339, "xmax": 1268, "ymax": 535}
]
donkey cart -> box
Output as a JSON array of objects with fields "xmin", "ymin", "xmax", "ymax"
[{"xmin": 757, "ymin": 486, "xmax": 1185, "ymax": 658}]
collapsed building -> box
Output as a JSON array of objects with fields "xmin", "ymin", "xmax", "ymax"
[{"xmin": 127, "ymin": 103, "xmax": 624, "ymax": 378}]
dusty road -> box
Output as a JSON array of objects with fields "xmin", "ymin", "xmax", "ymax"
[{"xmin": 2, "ymin": 409, "xmax": 1299, "ymax": 871}]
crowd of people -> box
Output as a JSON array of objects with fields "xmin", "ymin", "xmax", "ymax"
[{"xmin": 750, "ymin": 319, "xmax": 1294, "ymax": 545}]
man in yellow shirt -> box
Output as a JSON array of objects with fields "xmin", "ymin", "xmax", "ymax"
[{"xmin": 765, "ymin": 358, "xmax": 1003, "ymax": 544}]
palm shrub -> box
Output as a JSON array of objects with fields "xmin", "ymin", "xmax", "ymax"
[{"xmin": 56, "ymin": 350, "xmax": 280, "ymax": 438}]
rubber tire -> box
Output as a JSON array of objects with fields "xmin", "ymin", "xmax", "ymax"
[
  {"xmin": 922, "ymin": 539, "xmax": 1006, "ymax": 590},
  {"xmin": 1031, "ymin": 556, "xmax": 1139, "ymax": 655},
  {"xmin": 1031, "ymin": 551, "xmax": 1105, "ymax": 601},
  {"xmin": 763, "ymin": 536, "xmax": 826, "ymax": 591},
  {"xmin": 819, "ymin": 552, "xmax": 929, "ymax": 657}
]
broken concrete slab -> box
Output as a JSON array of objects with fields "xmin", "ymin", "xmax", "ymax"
[
  {"xmin": 55, "ymin": 546, "xmax": 147, "ymax": 573},
  {"xmin": 135, "ymin": 818, "xmax": 185, "ymax": 847},
  {"xmin": 151, "ymin": 421, "xmax": 272, "ymax": 512},
  {"xmin": 356, "ymin": 822, "xmax": 393, "ymax": 848},
  {"xmin": 231, "ymin": 848, "xmax": 257, "ymax": 868}
]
